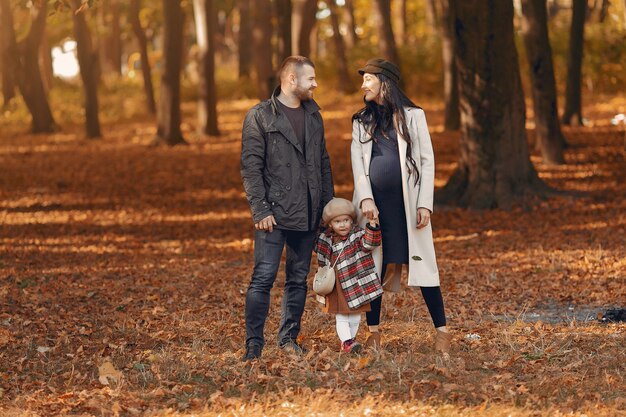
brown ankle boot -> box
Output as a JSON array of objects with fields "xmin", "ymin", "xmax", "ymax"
[
  {"xmin": 365, "ymin": 332, "xmax": 381, "ymax": 349},
  {"xmin": 435, "ymin": 329, "xmax": 452, "ymax": 356}
]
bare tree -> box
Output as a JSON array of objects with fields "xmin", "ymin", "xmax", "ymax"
[
  {"xmin": 521, "ymin": 0, "xmax": 566, "ymax": 164},
  {"xmin": 292, "ymin": 0, "xmax": 317, "ymax": 57},
  {"xmin": 328, "ymin": 0, "xmax": 354, "ymax": 93},
  {"xmin": 98, "ymin": 0, "xmax": 122, "ymax": 75},
  {"xmin": 156, "ymin": 0, "xmax": 186, "ymax": 145},
  {"xmin": 393, "ymin": 0, "xmax": 408, "ymax": 45},
  {"xmin": 275, "ymin": 0, "xmax": 292, "ymax": 62},
  {"xmin": 438, "ymin": 0, "xmax": 459, "ymax": 130},
  {"xmin": 129, "ymin": 0, "xmax": 156, "ymax": 114},
  {"xmin": 374, "ymin": 0, "xmax": 400, "ymax": 65},
  {"xmin": 0, "ymin": 0, "xmax": 16, "ymax": 106},
  {"xmin": 1, "ymin": 0, "xmax": 56, "ymax": 132},
  {"xmin": 252, "ymin": 0, "xmax": 274, "ymax": 99},
  {"xmin": 238, "ymin": 0, "xmax": 252, "ymax": 78},
  {"xmin": 343, "ymin": 0, "xmax": 358, "ymax": 47},
  {"xmin": 40, "ymin": 31, "xmax": 53, "ymax": 93},
  {"xmin": 72, "ymin": 0, "xmax": 101, "ymax": 138},
  {"xmin": 562, "ymin": 0, "xmax": 587, "ymax": 126},
  {"xmin": 438, "ymin": 0, "xmax": 549, "ymax": 208},
  {"xmin": 193, "ymin": 0, "xmax": 220, "ymax": 135}
]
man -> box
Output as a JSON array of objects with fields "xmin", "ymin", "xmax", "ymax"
[{"xmin": 240, "ymin": 56, "xmax": 334, "ymax": 360}]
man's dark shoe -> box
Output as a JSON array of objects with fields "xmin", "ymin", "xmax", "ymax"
[
  {"xmin": 279, "ymin": 339, "xmax": 306, "ymax": 355},
  {"xmin": 242, "ymin": 344, "xmax": 262, "ymax": 361}
]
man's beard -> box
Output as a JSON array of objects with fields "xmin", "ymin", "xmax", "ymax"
[{"xmin": 294, "ymin": 85, "xmax": 313, "ymax": 101}]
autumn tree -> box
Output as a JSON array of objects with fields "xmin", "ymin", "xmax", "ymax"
[
  {"xmin": 392, "ymin": 0, "xmax": 408, "ymax": 46},
  {"xmin": 98, "ymin": 0, "xmax": 122, "ymax": 75},
  {"xmin": 521, "ymin": 0, "xmax": 566, "ymax": 164},
  {"xmin": 328, "ymin": 0, "xmax": 354, "ymax": 93},
  {"xmin": 438, "ymin": 0, "xmax": 548, "ymax": 208},
  {"xmin": 343, "ymin": 0, "xmax": 358, "ymax": 47},
  {"xmin": 0, "ymin": 0, "xmax": 17, "ymax": 106},
  {"xmin": 72, "ymin": 0, "xmax": 102, "ymax": 138},
  {"xmin": 155, "ymin": 0, "xmax": 186, "ymax": 145},
  {"xmin": 562, "ymin": 0, "xmax": 587, "ymax": 126},
  {"xmin": 129, "ymin": 0, "xmax": 156, "ymax": 114},
  {"xmin": 193, "ymin": 0, "xmax": 219, "ymax": 135},
  {"xmin": 275, "ymin": 0, "xmax": 292, "ymax": 62},
  {"xmin": 238, "ymin": 0, "xmax": 252, "ymax": 78},
  {"xmin": 292, "ymin": 0, "xmax": 317, "ymax": 57},
  {"xmin": 0, "ymin": 0, "xmax": 56, "ymax": 132},
  {"xmin": 437, "ymin": 0, "xmax": 459, "ymax": 130},
  {"xmin": 374, "ymin": 0, "xmax": 400, "ymax": 66},
  {"xmin": 252, "ymin": 0, "xmax": 274, "ymax": 100}
]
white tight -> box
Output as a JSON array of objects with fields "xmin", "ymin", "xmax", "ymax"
[{"xmin": 335, "ymin": 313, "xmax": 361, "ymax": 342}]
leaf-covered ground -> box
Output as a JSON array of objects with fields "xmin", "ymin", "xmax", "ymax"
[{"xmin": 1, "ymin": 93, "xmax": 625, "ymax": 416}]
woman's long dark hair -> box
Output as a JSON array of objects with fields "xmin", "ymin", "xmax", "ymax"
[{"xmin": 352, "ymin": 73, "xmax": 421, "ymax": 186}]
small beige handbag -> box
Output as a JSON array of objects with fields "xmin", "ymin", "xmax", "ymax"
[{"xmin": 313, "ymin": 241, "xmax": 346, "ymax": 296}]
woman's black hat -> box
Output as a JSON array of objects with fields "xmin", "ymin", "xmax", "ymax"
[{"xmin": 358, "ymin": 58, "xmax": 401, "ymax": 84}]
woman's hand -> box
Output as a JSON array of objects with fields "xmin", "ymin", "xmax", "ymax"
[
  {"xmin": 361, "ymin": 198, "xmax": 379, "ymax": 221},
  {"xmin": 416, "ymin": 207, "xmax": 431, "ymax": 229}
]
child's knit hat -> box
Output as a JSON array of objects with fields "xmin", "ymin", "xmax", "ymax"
[{"xmin": 322, "ymin": 198, "xmax": 356, "ymax": 224}]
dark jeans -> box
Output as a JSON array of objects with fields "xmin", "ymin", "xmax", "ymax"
[{"xmin": 245, "ymin": 228, "xmax": 316, "ymax": 349}]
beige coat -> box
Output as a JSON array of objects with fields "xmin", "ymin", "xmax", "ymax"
[{"xmin": 351, "ymin": 107, "xmax": 440, "ymax": 287}]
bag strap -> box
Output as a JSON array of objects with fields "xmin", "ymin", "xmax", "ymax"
[{"xmin": 330, "ymin": 240, "xmax": 347, "ymax": 269}]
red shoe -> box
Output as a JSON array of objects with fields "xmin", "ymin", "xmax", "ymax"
[{"xmin": 341, "ymin": 338, "xmax": 362, "ymax": 354}]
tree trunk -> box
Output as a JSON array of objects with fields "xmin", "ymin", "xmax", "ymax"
[
  {"xmin": 275, "ymin": 0, "xmax": 292, "ymax": 62},
  {"xmin": 238, "ymin": 0, "xmax": 252, "ymax": 78},
  {"xmin": 98, "ymin": 0, "xmax": 122, "ymax": 75},
  {"xmin": 292, "ymin": 0, "xmax": 317, "ymax": 57},
  {"xmin": 425, "ymin": 0, "xmax": 439, "ymax": 33},
  {"xmin": 72, "ymin": 0, "xmax": 101, "ymax": 138},
  {"xmin": 193, "ymin": 0, "xmax": 220, "ymax": 135},
  {"xmin": 438, "ymin": 0, "xmax": 459, "ymax": 130},
  {"xmin": 562, "ymin": 0, "xmax": 586, "ymax": 126},
  {"xmin": 40, "ymin": 31, "xmax": 53, "ymax": 93},
  {"xmin": 11, "ymin": 0, "xmax": 56, "ymax": 133},
  {"xmin": 521, "ymin": 0, "xmax": 566, "ymax": 164},
  {"xmin": 393, "ymin": 0, "xmax": 407, "ymax": 46},
  {"xmin": 156, "ymin": 0, "xmax": 186, "ymax": 145},
  {"xmin": 597, "ymin": 0, "xmax": 610, "ymax": 22},
  {"xmin": 438, "ymin": 0, "xmax": 548, "ymax": 209},
  {"xmin": 374, "ymin": 0, "xmax": 400, "ymax": 66},
  {"xmin": 129, "ymin": 0, "xmax": 156, "ymax": 114},
  {"xmin": 547, "ymin": 0, "xmax": 562, "ymax": 18},
  {"xmin": 0, "ymin": 0, "xmax": 17, "ymax": 106},
  {"xmin": 328, "ymin": 1, "xmax": 353, "ymax": 93},
  {"xmin": 343, "ymin": 0, "xmax": 358, "ymax": 48},
  {"xmin": 109, "ymin": 0, "xmax": 122, "ymax": 74},
  {"xmin": 252, "ymin": 0, "xmax": 274, "ymax": 100}
]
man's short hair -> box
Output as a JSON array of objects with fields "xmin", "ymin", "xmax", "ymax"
[{"xmin": 278, "ymin": 56, "xmax": 315, "ymax": 81}]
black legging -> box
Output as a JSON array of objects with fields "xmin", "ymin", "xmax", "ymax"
[{"xmin": 366, "ymin": 264, "xmax": 447, "ymax": 328}]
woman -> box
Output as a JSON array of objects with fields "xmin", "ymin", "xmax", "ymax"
[{"xmin": 350, "ymin": 58, "xmax": 451, "ymax": 356}]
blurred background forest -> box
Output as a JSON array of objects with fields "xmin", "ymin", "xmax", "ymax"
[{"xmin": 1, "ymin": 0, "xmax": 625, "ymax": 139}]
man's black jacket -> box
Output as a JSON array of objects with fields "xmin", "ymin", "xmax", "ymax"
[{"xmin": 240, "ymin": 89, "xmax": 334, "ymax": 231}]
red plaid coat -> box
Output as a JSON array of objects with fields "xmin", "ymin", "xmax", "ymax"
[{"xmin": 314, "ymin": 224, "xmax": 383, "ymax": 309}]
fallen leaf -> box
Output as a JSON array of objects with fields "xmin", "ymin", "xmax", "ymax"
[{"xmin": 98, "ymin": 361, "xmax": 122, "ymax": 385}]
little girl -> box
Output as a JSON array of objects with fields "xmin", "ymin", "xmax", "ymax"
[{"xmin": 315, "ymin": 198, "xmax": 383, "ymax": 353}]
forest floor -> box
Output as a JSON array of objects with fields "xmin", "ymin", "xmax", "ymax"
[{"xmin": 1, "ymin": 92, "xmax": 625, "ymax": 416}]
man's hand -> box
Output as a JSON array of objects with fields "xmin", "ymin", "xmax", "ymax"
[
  {"xmin": 416, "ymin": 207, "xmax": 431, "ymax": 229},
  {"xmin": 255, "ymin": 215, "xmax": 277, "ymax": 232},
  {"xmin": 361, "ymin": 198, "xmax": 379, "ymax": 221}
]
